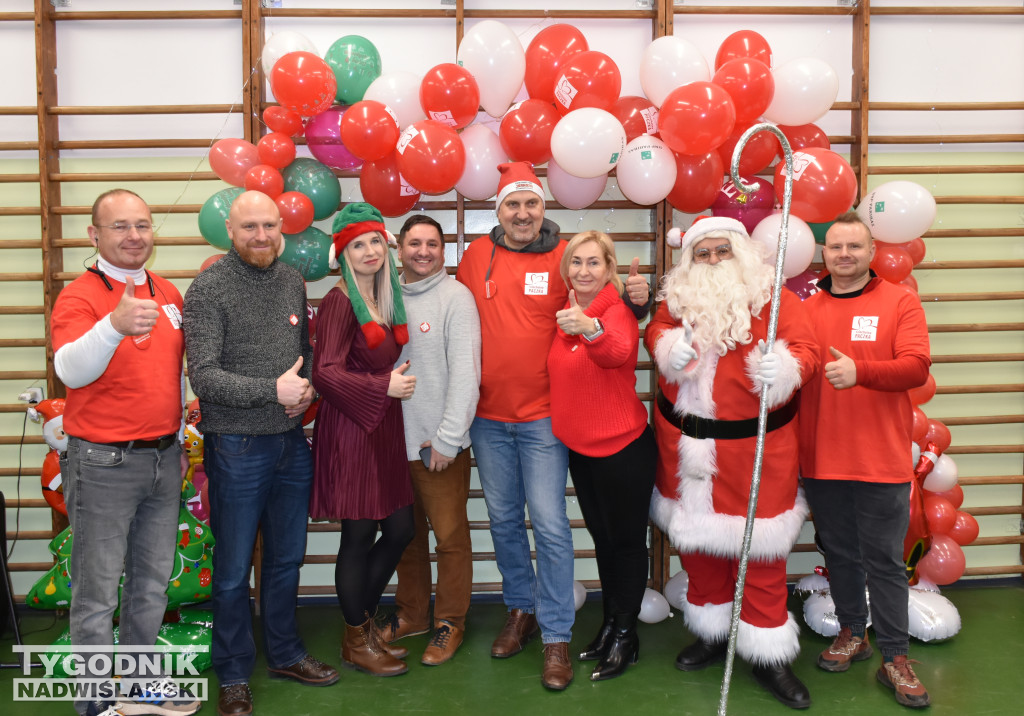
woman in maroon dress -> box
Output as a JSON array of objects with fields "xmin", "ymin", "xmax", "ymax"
[{"xmin": 311, "ymin": 203, "xmax": 415, "ymax": 677}]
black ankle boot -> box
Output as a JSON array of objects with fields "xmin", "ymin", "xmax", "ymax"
[
  {"xmin": 674, "ymin": 638, "xmax": 727, "ymax": 671},
  {"xmin": 590, "ymin": 615, "xmax": 639, "ymax": 682},
  {"xmin": 752, "ymin": 662, "xmax": 811, "ymax": 710},
  {"xmin": 578, "ymin": 615, "xmax": 615, "ymax": 661}
]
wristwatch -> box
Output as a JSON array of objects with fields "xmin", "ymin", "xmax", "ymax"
[{"xmin": 583, "ymin": 317, "xmax": 604, "ymax": 342}]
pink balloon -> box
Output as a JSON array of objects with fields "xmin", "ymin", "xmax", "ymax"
[
  {"xmin": 916, "ymin": 534, "xmax": 966, "ymax": 585},
  {"xmin": 209, "ymin": 138, "xmax": 260, "ymax": 187},
  {"xmin": 711, "ymin": 175, "xmax": 775, "ymax": 234},
  {"xmin": 305, "ymin": 106, "xmax": 363, "ymax": 170},
  {"xmin": 547, "ymin": 157, "xmax": 607, "ymax": 210},
  {"xmin": 785, "ymin": 269, "xmax": 821, "ymax": 300}
]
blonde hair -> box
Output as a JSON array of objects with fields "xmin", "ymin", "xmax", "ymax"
[
  {"xmin": 338, "ymin": 231, "xmax": 397, "ymax": 326},
  {"xmin": 560, "ymin": 230, "xmax": 624, "ymax": 294}
]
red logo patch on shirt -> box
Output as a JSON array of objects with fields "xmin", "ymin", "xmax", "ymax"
[
  {"xmin": 289, "ymin": 314, "xmax": 299, "ymax": 326},
  {"xmin": 419, "ymin": 321, "xmax": 430, "ymax": 333}
]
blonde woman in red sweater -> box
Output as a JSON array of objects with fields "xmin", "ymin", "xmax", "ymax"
[{"xmin": 547, "ymin": 230, "xmax": 657, "ymax": 682}]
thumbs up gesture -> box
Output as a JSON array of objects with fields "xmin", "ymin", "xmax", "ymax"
[
  {"xmin": 387, "ymin": 360, "xmax": 416, "ymax": 400},
  {"xmin": 555, "ymin": 289, "xmax": 598, "ymax": 336},
  {"xmin": 625, "ymin": 257, "xmax": 650, "ymax": 306},
  {"xmin": 824, "ymin": 346, "xmax": 858, "ymax": 390},
  {"xmin": 110, "ymin": 276, "xmax": 160, "ymax": 336},
  {"xmin": 276, "ymin": 356, "xmax": 311, "ymax": 406}
]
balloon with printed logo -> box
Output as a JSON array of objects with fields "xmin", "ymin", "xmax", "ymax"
[
  {"xmin": 949, "ymin": 512, "xmax": 979, "ymax": 547},
  {"xmin": 394, "ymin": 120, "xmax": 466, "ymax": 195},
  {"xmin": 640, "ymin": 35, "xmax": 710, "ymax": 108},
  {"xmin": 209, "ymin": 138, "xmax": 260, "ymax": 187},
  {"xmin": 666, "ymin": 150, "xmax": 724, "ymax": 213},
  {"xmin": 716, "ymin": 122, "xmax": 777, "ymax": 176},
  {"xmin": 616, "ymin": 136, "xmax": 677, "ymax": 206},
  {"xmin": 275, "ymin": 191, "xmax": 315, "ymax": 234},
  {"xmin": 552, "ymin": 50, "xmax": 621, "ymax": 116},
  {"xmin": 856, "ymin": 181, "xmax": 937, "ymax": 243},
  {"xmin": 364, "ymin": 71, "xmax": 426, "ymax": 130},
  {"xmin": 715, "ymin": 30, "xmax": 772, "ymax": 71},
  {"xmin": 282, "ymin": 157, "xmax": 340, "ymax": 221},
  {"xmin": 419, "ymin": 63, "xmax": 480, "ymax": 130},
  {"xmin": 455, "ymin": 124, "xmax": 508, "ymax": 201},
  {"xmin": 257, "ymin": 132, "xmax": 297, "ymax": 169},
  {"xmin": 776, "ymin": 123, "xmax": 830, "ymax": 160},
  {"xmin": 871, "ymin": 242, "xmax": 914, "ymax": 283},
  {"xmin": 457, "ymin": 20, "xmax": 526, "ymax": 118},
  {"xmin": 751, "ymin": 212, "xmax": 815, "ymax": 278},
  {"xmin": 916, "ymin": 534, "xmax": 966, "ymax": 585},
  {"xmin": 243, "ymin": 164, "xmax": 284, "ymax": 198},
  {"xmin": 712, "ymin": 58, "xmax": 774, "ymax": 125},
  {"xmin": 773, "ymin": 148, "xmax": 857, "ymax": 224},
  {"xmin": 261, "ymin": 31, "xmax": 318, "ymax": 75},
  {"xmin": 712, "ymin": 175, "xmax": 775, "ymax": 234},
  {"xmin": 263, "ymin": 106, "xmax": 305, "ymax": 137},
  {"xmin": 339, "ymin": 100, "xmax": 401, "ymax": 161},
  {"xmin": 550, "ymin": 107, "xmax": 627, "ymax": 179},
  {"xmin": 360, "ymin": 151, "xmax": 421, "ymax": 217},
  {"xmin": 547, "ymin": 157, "xmax": 607, "ymax": 210},
  {"xmin": 909, "ymin": 374, "xmax": 936, "ymax": 406},
  {"xmin": 763, "ymin": 57, "xmax": 838, "ymax": 126},
  {"xmin": 525, "ymin": 24, "xmax": 589, "ymax": 103},
  {"xmin": 611, "ymin": 95, "xmax": 659, "ymax": 143},
  {"xmin": 305, "ymin": 106, "xmax": 363, "ymax": 171},
  {"xmin": 499, "ymin": 99, "xmax": 560, "ymax": 165},
  {"xmin": 659, "ymin": 82, "xmax": 736, "ymax": 157},
  {"xmin": 198, "ymin": 187, "xmax": 245, "ymax": 249},
  {"xmin": 280, "ymin": 226, "xmax": 332, "ymax": 281},
  {"xmin": 269, "ymin": 51, "xmax": 336, "ymax": 116},
  {"xmin": 324, "ymin": 35, "xmax": 382, "ymax": 105}
]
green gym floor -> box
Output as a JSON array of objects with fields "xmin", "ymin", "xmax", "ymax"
[{"xmin": 3, "ymin": 583, "xmax": 1022, "ymax": 715}]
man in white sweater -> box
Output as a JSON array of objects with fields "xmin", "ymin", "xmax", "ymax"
[{"xmin": 379, "ymin": 214, "xmax": 481, "ymax": 666}]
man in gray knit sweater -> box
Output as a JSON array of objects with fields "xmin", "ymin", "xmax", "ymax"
[
  {"xmin": 379, "ymin": 214, "xmax": 480, "ymax": 666},
  {"xmin": 183, "ymin": 191, "xmax": 337, "ymax": 716}
]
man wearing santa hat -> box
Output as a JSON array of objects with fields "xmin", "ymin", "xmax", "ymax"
[
  {"xmin": 455, "ymin": 162, "xmax": 650, "ymax": 690},
  {"xmin": 646, "ymin": 216, "xmax": 818, "ymax": 709}
]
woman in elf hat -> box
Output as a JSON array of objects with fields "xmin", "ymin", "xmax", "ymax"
[{"xmin": 310, "ymin": 202, "xmax": 416, "ymax": 677}]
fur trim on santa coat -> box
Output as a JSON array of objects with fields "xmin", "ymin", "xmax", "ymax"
[{"xmin": 681, "ymin": 597, "xmax": 801, "ymax": 666}]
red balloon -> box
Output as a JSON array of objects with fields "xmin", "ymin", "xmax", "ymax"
[
  {"xmin": 770, "ymin": 123, "xmax": 831, "ymax": 162},
  {"xmin": 275, "ymin": 191, "xmax": 315, "ymax": 234},
  {"xmin": 916, "ymin": 534, "xmax": 966, "ymax": 585},
  {"xmin": 666, "ymin": 150, "xmax": 724, "ymax": 213},
  {"xmin": 712, "ymin": 58, "xmax": 774, "ymax": 125},
  {"xmin": 209, "ymin": 138, "xmax": 259, "ymax": 186},
  {"xmin": 611, "ymin": 95, "xmax": 660, "ymax": 143},
  {"xmin": 263, "ymin": 106, "xmax": 305, "ymax": 137},
  {"xmin": 899, "ymin": 274, "xmax": 919, "ymax": 294},
  {"xmin": 660, "ymin": 82, "xmax": 736, "ymax": 157},
  {"xmin": 785, "ymin": 269, "xmax": 821, "ymax": 300},
  {"xmin": 930, "ymin": 484, "xmax": 964, "ymax": 509},
  {"xmin": 525, "ymin": 24, "xmax": 589, "ymax": 103},
  {"xmin": 909, "ymin": 374, "xmax": 936, "ymax": 406},
  {"xmin": 552, "ymin": 50, "xmax": 621, "ymax": 116},
  {"xmin": 911, "ymin": 406, "xmax": 928, "ymax": 443},
  {"xmin": 499, "ymin": 99, "xmax": 559, "ymax": 165},
  {"xmin": 716, "ymin": 122, "xmax": 777, "ymax": 175},
  {"xmin": 199, "ymin": 254, "xmax": 224, "ymax": 273},
  {"xmin": 715, "ymin": 30, "xmax": 772, "ymax": 72},
  {"xmin": 922, "ymin": 419, "xmax": 952, "ymax": 453},
  {"xmin": 257, "ymin": 132, "xmax": 297, "ymax": 169},
  {"xmin": 360, "ymin": 151, "xmax": 421, "ymax": 217},
  {"xmin": 244, "ymin": 164, "xmax": 284, "ymax": 198},
  {"xmin": 923, "ymin": 495, "xmax": 957, "ymax": 535},
  {"xmin": 774, "ymin": 147, "xmax": 857, "ymax": 224},
  {"xmin": 395, "ymin": 120, "xmax": 465, "ymax": 195},
  {"xmin": 949, "ymin": 511, "xmax": 979, "ymax": 546},
  {"xmin": 340, "ymin": 100, "xmax": 401, "ymax": 161},
  {"xmin": 905, "ymin": 237, "xmax": 927, "ymax": 264},
  {"xmin": 871, "ymin": 243, "xmax": 914, "ymax": 283},
  {"xmin": 269, "ymin": 51, "xmax": 336, "ymax": 116},
  {"xmin": 419, "ymin": 63, "xmax": 481, "ymax": 130}
]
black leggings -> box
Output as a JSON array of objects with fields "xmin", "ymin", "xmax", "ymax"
[{"xmin": 335, "ymin": 504, "xmax": 415, "ymax": 625}]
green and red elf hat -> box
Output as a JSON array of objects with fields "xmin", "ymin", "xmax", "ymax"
[{"xmin": 329, "ymin": 202, "xmax": 409, "ymax": 349}]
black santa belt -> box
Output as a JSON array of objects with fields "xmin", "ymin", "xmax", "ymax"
[{"xmin": 656, "ymin": 389, "xmax": 798, "ymax": 440}]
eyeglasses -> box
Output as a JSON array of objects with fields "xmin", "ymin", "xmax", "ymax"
[
  {"xmin": 693, "ymin": 244, "xmax": 733, "ymax": 263},
  {"xmin": 96, "ymin": 222, "xmax": 153, "ymax": 236}
]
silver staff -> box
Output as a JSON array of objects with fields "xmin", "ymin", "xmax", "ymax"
[{"xmin": 718, "ymin": 123, "xmax": 796, "ymax": 716}]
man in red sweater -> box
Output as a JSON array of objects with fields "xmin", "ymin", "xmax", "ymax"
[{"xmin": 799, "ymin": 212, "xmax": 932, "ymax": 709}]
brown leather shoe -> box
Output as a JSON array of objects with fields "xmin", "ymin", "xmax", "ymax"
[
  {"xmin": 421, "ymin": 621, "xmax": 464, "ymax": 666},
  {"xmin": 491, "ymin": 609, "xmax": 539, "ymax": 658},
  {"xmin": 217, "ymin": 683, "xmax": 252, "ymax": 716},
  {"xmin": 342, "ymin": 617, "xmax": 409, "ymax": 677},
  {"xmin": 369, "ymin": 614, "xmax": 410, "ymax": 660},
  {"xmin": 541, "ymin": 642, "xmax": 574, "ymax": 690},
  {"xmin": 266, "ymin": 654, "xmax": 340, "ymax": 686},
  {"xmin": 377, "ymin": 610, "xmax": 430, "ymax": 643}
]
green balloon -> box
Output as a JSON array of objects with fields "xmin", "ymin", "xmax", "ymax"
[
  {"xmin": 282, "ymin": 158, "xmax": 340, "ymax": 221},
  {"xmin": 809, "ymin": 219, "xmax": 836, "ymax": 245},
  {"xmin": 324, "ymin": 35, "xmax": 382, "ymax": 104},
  {"xmin": 43, "ymin": 623, "xmax": 213, "ymax": 678},
  {"xmin": 280, "ymin": 226, "xmax": 333, "ymax": 281},
  {"xmin": 198, "ymin": 187, "xmax": 244, "ymax": 249}
]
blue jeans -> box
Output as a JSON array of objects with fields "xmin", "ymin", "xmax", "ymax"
[
  {"xmin": 469, "ymin": 417, "xmax": 574, "ymax": 644},
  {"xmin": 204, "ymin": 427, "xmax": 312, "ymax": 685},
  {"xmin": 64, "ymin": 435, "xmax": 181, "ymax": 713}
]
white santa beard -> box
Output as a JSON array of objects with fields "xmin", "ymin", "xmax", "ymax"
[{"xmin": 670, "ymin": 260, "xmax": 758, "ymax": 355}]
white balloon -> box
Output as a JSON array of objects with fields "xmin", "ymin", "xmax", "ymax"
[
  {"xmin": 550, "ymin": 108, "xmax": 626, "ymax": 179},
  {"xmin": 547, "ymin": 158, "xmax": 607, "ymax": 210},
  {"xmin": 793, "ymin": 573, "xmax": 830, "ymax": 597},
  {"xmin": 639, "ymin": 36, "xmax": 710, "ymax": 108},
  {"xmin": 364, "ymin": 72, "xmax": 426, "ymax": 130},
  {"xmin": 907, "ymin": 587, "xmax": 962, "ymax": 642},
  {"xmin": 638, "ymin": 587, "xmax": 671, "ymax": 624},
  {"xmin": 262, "ymin": 32, "xmax": 318, "ymax": 75},
  {"xmin": 457, "ymin": 21, "xmax": 525, "ymax": 118},
  {"xmin": 573, "ymin": 580, "xmax": 587, "ymax": 611},
  {"xmin": 802, "ymin": 591, "xmax": 840, "ymax": 638},
  {"xmin": 662, "ymin": 570, "xmax": 689, "ymax": 610},
  {"xmin": 763, "ymin": 57, "xmax": 839, "ymax": 126},
  {"xmin": 455, "ymin": 124, "xmax": 508, "ymax": 201},
  {"xmin": 856, "ymin": 180, "xmax": 937, "ymax": 243},
  {"xmin": 912, "ymin": 441, "xmax": 922, "ymax": 469},
  {"xmin": 750, "ymin": 212, "xmax": 815, "ymax": 278},
  {"xmin": 922, "ymin": 454, "xmax": 958, "ymax": 492},
  {"xmin": 616, "ymin": 136, "xmax": 678, "ymax": 206}
]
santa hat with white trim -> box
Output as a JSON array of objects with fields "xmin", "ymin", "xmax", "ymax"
[
  {"xmin": 666, "ymin": 215, "xmax": 748, "ymax": 253},
  {"xmin": 495, "ymin": 161, "xmax": 545, "ymax": 210}
]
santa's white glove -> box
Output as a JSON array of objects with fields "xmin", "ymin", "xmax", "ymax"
[
  {"xmin": 668, "ymin": 326, "xmax": 697, "ymax": 371},
  {"xmin": 756, "ymin": 339, "xmax": 780, "ymax": 385}
]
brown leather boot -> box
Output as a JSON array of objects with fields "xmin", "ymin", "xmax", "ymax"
[
  {"xmin": 369, "ymin": 610, "xmax": 410, "ymax": 660},
  {"xmin": 341, "ymin": 617, "xmax": 408, "ymax": 677}
]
